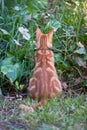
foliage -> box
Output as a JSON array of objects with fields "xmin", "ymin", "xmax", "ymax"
[{"xmin": 0, "ymin": 0, "xmax": 87, "ymax": 91}]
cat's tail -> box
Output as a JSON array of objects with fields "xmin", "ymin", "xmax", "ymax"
[{"xmin": 19, "ymin": 100, "xmax": 47, "ymax": 112}]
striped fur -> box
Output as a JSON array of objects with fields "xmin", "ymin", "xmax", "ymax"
[{"xmin": 28, "ymin": 28, "xmax": 62, "ymax": 102}]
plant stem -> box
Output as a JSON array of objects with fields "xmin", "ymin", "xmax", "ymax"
[{"xmin": 1, "ymin": 0, "xmax": 4, "ymax": 15}]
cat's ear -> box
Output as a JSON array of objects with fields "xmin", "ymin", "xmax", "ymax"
[
  {"xmin": 36, "ymin": 28, "xmax": 42, "ymax": 48},
  {"xmin": 48, "ymin": 29, "xmax": 54, "ymax": 39},
  {"xmin": 47, "ymin": 29, "xmax": 54, "ymax": 48},
  {"xmin": 36, "ymin": 28, "xmax": 42, "ymax": 37}
]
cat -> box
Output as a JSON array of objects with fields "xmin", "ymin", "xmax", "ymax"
[{"xmin": 20, "ymin": 28, "xmax": 62, "ymax": 111}]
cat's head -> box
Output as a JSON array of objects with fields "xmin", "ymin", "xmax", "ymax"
[{"xmin": 36, "ymin": 28, "xmax": 54, "ymax": 49}]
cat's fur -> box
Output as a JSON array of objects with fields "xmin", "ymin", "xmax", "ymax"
[{"xmin": 20, "ymin": 28, "xmax": 62, "ymax": 111}]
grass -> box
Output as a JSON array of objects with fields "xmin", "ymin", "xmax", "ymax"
[{"xmin": 0, "ymin": 94, "xmax": 87, "ymax": 130}]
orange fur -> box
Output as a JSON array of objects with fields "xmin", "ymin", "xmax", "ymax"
[{"xmin": 20, "ymin": 28, "xmax": 62, "ymax": 111}]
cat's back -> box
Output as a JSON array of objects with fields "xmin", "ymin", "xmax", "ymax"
[{"xmin": 28, "ymin": 28, "xmax": 62, "ymax": 101}]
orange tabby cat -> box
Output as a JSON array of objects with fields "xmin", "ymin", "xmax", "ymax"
[{"xmin": 20, "ymin": 28, "xmax": 62, "ymax": 111}]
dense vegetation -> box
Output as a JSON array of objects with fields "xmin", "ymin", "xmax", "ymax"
[{"xmin": 0, "ymin": 0, "xmax": 87, "ymax": 129}]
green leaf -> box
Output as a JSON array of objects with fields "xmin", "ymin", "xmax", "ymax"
[
  {"xmin": 1, "ymin": 57, "xmax": 23, "ymax": 82},
  {"xmin": 46, "ymin": 20, "xmax": 61, "ymax": 31},
  {"xmin": 83, "ymin": 80, "xmax": 87, "ymax": 87},
  {"xmin": 15, "ymin": 81, "xmax": 19, "ymax": 87},
  {"xmin": 1, "ymin": 65, "xmax": 13, "ymax": 75},
  {"xmin": 75, "ymin": 57, "xmax": 86, "ymax": 68},
  {"xmin": 1, "ymin": 57, "xmax": 14, "ymax": 66},
  {"xmin": 0, "ymin": 28, "xmax": 9, "ymax": 35},
  {"xmin": 14, "ymin": 39, "xmax": 22, "ymax": 47},
  {"xmin": 20, "ymin": 84, "xmax": 24, "ymax": 90},
  {"xmin": 1, "ymin": 63, "xmax": 21, "ymax": 82},
  {"xmin": 60, "ymin": 61, "xmax": 71, "ymax": 70},
  {"xmin": 74, "ymin": 47, "xmax": 86, "ymax": 55}
]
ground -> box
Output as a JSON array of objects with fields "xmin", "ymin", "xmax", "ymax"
[{"xmin": 0, "ymin": 91, "xmax": 87, "ymax": 130}]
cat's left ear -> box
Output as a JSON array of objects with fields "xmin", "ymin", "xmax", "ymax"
[
  {"xmin": 48, "ymin": 29, "xmax": 54, "ymax": 39},
  {"xmin": 36, "ymin": 28, "xmax": 42, "ymax": 48},
  {"xmin": 36, "ymin": 28, "xmax": 42, "ymax": 38}
]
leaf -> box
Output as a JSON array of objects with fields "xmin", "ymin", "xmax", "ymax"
[
  {"xmin": 19, "ymin": 84, "xmax": 24, "ymax": 90},
  {"xmin": 63, "ymin": 26, "xmax": 74, "ymax": 35},
  {"xmin": 77, "ymin": 42, "xmax": 84, "ymax": 48},
  {"xmin": 1, "ymin": 57, "xmax": 23, "ymax": 82},
  {"xmin": 46, "ymin": 20, "xmax": 61, "ymax": 31},
  {"xmin": 1, "ymin": 65, "xmax": 13, "ymax": 75},
  {"xmin": 15, "ymin": 81, "xmax": 19, "ymax": 87},
  {"xmin": 23, "ymin": 15, "xmax": 32, "ymax": 23},
  {"xmin": 14, "ymin": 39, "xmax": 22, "ymax": 47},
  {"xmin": 75, "ymin": 56, "xmax": 86, "ymax": 68},
  {"xmin": 1, "ymin": 63, "xmax": 21, "ymax": 82},
  {"xmin": 18, "ymin": 27, "xmax": 29, "ymax": 34},
  {"xmin": 0, "ymin": 28, "xmax": 9, "ymax": 35},
  {"xmin": 15, "ymin": 81, "xmax": 24, "ymax": 90},
  {"xmin": 83, "ymin": 80, "xmax": 87, "ymax": 87},
  {"xmin": 23, "ymin": 32, "xmax": 31, "ymax": 40},
  {"xmin": 13, "ymin": 6, "xmax": 21, "ymax": 11},
  {"xmin": 74, "ymin": 47, "xmax": 86, "ymax": 55},
  {"xmin": 18, "ymin": 27, "xmax": 30, "ymax": 40},
  {"xmin": 1, "ymin": 57, "xmax": 14, "ymax": 66},
  {"xmin": 60, "ymin": 61, "xmax": 71, "ymax": 70}
]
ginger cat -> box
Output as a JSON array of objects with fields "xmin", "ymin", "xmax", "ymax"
[{"xmin": 20, "ymin": 28, "xmax": 62, "ymax": 111}]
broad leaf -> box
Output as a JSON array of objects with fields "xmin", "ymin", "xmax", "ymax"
[
  {"xmin": 75, "ymin": 56, "xmax": 86, "ymax": 68},
  {"xmin": 1, "ymin": 57, "xmax": 14, "ymax": 66},
  {"xmin": 1, "ymin": 57, "xmax": 23, "ymax": 82},
  {"xmin": 46, "ymin": 20, "xmax": 61, "ymax": 31},
  {"xmin": 18, "ymin": 26, "xmax": 30, "ymax": 40},
  {"xmin": 74, "ymin": 47, "xmax": 86, "ymax": 55}
]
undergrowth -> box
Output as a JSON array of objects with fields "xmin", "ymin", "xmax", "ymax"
[{"xmin": 0, "ymin": 0, "xmax": 87, "ymax": 93}]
